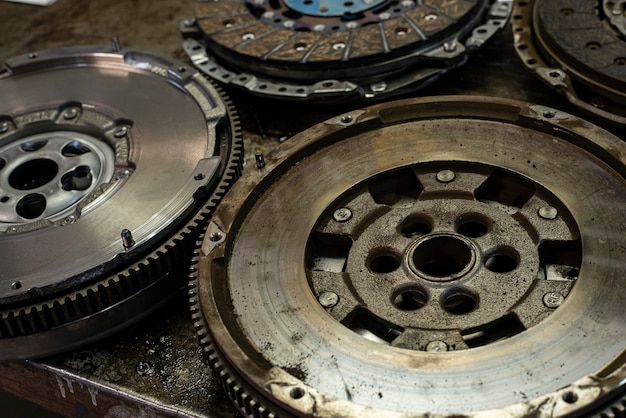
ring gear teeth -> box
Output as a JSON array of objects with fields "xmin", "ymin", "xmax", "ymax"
[
  {"xmin": 181, "ymin": 0, "xmax": 512, "ymax": 101},
  {"xmin": 191, "ymin": 96, "xmax": 626, "ymax": 416},
  {"xmin": 0, "ymin": 46, "xmax": 243, "ymax": 360}
]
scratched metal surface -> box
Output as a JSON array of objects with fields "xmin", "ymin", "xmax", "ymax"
[{"xmin": 0, "ymin": 0, "xmax": 618, "ymax": 417}]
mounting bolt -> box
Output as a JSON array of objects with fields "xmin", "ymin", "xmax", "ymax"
[
  {"xmin": 318, "ymin": 292, "xmax": 339, "ymax": 308},
  {"xmin": 436, "ymin": 169, "xmax": 456, "ymax": 183},
  {"xmin": 443, "ymin": 41, "xmax": 457, "ymax": 53},
  {"xmin": 543, "ymin": 292, "xmax": 564, "ymax": 308},
  {"xmin": 333, "ymin": 207, "xmax": 352, "ymax": 222},
  {"xmin": 255, "ymin": 150, "xmax": 266, "ymax": 169},
  {"xmin": 121, "ymin": 229, "xmax": 135, "ymax": 249},
  {"xmin": 61, "ymin": 215, "xmax": 76, "ymax": 226},
  {"xmin": 63, "ymin": 108, "xmax": 79, "ymax": 120},
  {"xmin": 426, "ymin": 341, "xmax": 448, "ymax": 352},
  {"xmin": 0, "ymin": 121, "xmax": 8, "ymax": 134},
  {"xmin": 538, "ymin": 206, "xmax": 558, "ymax": 220},
  {"xmin": 183, "ymin": 18, "xmax": 196, "ymax": 27},
  {"xmin": 114, "ymin": 126, "xmax": 128, "ymax": 138}
]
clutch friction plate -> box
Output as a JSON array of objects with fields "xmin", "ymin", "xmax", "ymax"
[
  {"xmin": 0, "ymin": 45, "xmax": 242, "ymax": 360},
  {"xmin": 181, "ymin": 0, "xmax": 511, "ymax": 101},
  {"xmin": 513, "ymin": 0, "xmax": 626, "ymax": 125},
  {"xmin": 192, "ymin": 96, "xmax": 626, "ymax": 417}
]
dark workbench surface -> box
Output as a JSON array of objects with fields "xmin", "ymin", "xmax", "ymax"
[{"xmin": 0, "ymin": 0, "xmax": 614, "ymax": 417}]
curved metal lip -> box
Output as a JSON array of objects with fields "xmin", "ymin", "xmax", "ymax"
[{"xmin": 195, "ymin": 96, "xmax": 626, "ymax": 416}]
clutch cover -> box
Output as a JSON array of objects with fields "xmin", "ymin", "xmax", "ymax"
[
  {"xmin": 192, "ymin": 96, "xmax": 626, "ymax": 416},
  {"xmin": 181, "ymin": 0, "xmax": 511, "ymax": 101},
  {"xmin": 0, "ymin": 45, "xmax": 242, "ymax": 360},
  {"xmin": 513, "ymin": 0, "xmax": 626, "ymax": 124}
]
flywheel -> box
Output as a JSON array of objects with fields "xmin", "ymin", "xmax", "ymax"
[
  {"xmin": 0, "ymin": 44, "xmax": 242, "ymax": 360},
  {"xmin": 181, "ymin": 0, "xmax": 511, "ymax": 101},
  {"xmin": 191, "ymin": 96, "xmax": 626, "ymax": 416},
  {"xmin": 513, "ymin": 0, "xmax": 626, "ymax": 124}
]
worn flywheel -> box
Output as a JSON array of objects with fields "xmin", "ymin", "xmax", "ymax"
[
  {"xmin": 0, "ymin": 45, "xmax": 242, "ymax": 360},
  {"xmin": 192, "ymin": 96, "xmax": 626, "ymax": 416},
  {"xmin": 181, "ymin": 0, "xmax": 511, "ymax": 101},
  {"xmin": 513, "ymin": 0, "xmax": 626, "ymax": 124}
]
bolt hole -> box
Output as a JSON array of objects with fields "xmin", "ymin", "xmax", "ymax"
[
  {"xmin": 456, "ymin": 214, "xmax": 490, "ymax": 238},
  {"xmin": 566, "ymin": 268, "xmax": 579, "ymax": 278},
  {"xmin": 20, "ymin": 140, "xmax": 48, "ymax": 152},
  {"xmin": 178, "ymin": 66, "xmax": 187, "ymax": 73},
  {"xmin": 517, "ymin": 44, "xmax": 528, "ymax": 50},
  {"xmin": 368, "ymin": 251, "xmax": 401, "ymax": 273},
  {"xmin": 614, "ymin": 57, "xmax": 626, "ymax": 65},
  {"xmin": 0, "ymin": 196, "xmax": 9, "ymax": 203},
  {"xmin": 392, "ymin": 286, "xmax": 428, "ymax": 310},
  {"xmin": 11, "ymin": 281, "xmax": 22, "ymax": 290},
  {"xmin": 16, "ymin": 193, "xmax": 46, "ymax": 219},
  {"xmin": 562, "ymin": 391, "xmax": 578, "ymax": 404},
  {"xmin": 442, "ymin": 288, "xmax": 477, "ymax": 315},
  {"xmin": 586, "ymin": 42, "xmax": 601, "ymax": 50},
  {"xmin": 398, "ymin": 214, "xmax": 432, "ymax": 238},
  {"xmin": 0, "ymin": 158, "xmax": 5, "ymax": 170},
  {"xmin": 560, "ymin": 8, "xmax": 573, "ymax": 15},
  {"xmin": 294, "ymin": 42, "xmax": 307, "ymax": 51},
  {"xmin": 62, "ymin": 141, "xmax": 91, "ymax": 157},
  {"xmin": 290, "ymin": 387, "xmax": 305, "ymax": 399},
  {"xmin": 484, "ymin": 248, "xmax": 519, "ymax": 273},
  {"xmin": 549, "ymin": 71, "xmax": 560, "ymax": 78},
  {"xmin": 28, "ymin": 53, "xmax": 37, "ymax": 59}
]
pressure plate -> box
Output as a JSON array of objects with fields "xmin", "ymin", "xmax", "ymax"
[
  {"xmin": 0, "ymin": 45, "xmax": 242, "ymax": 360},
  {"xmin": 181, "ymin": 0, "xmax": 511, "ymax": 101},
  {"xmin": 513, "ymin": 0, "xmax": 626, "ymax": 124},
  {"xmin": 192, "ymin": 96, "xmax": 626, "ymax": 416}
]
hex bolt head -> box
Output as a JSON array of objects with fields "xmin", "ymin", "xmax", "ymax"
[
  {"xmin": 121, "ymin": 228, "xmax": 135, "ymax": 249},
  {"xmin": 436, "ymin": 169, "xmax": 456, "ymax": 183},
  {"xmin": 538, "ymin": 206, "xmax": 558, "ymax": 220},
  {"xmin": 443, "ymin": 41, "xmax": 457, "ymax": 53},
  {"xmin": 255, "ymin": 151, "xmax": 266, "ymax": 169},
  {"xmin": 318, "ymin": 292, "xmax": 339, "ymax": 308},
  {"xmin": 543, "ymin": 292, "xmax": 565, "ymax": 308},
  {"xmin": 333, "ymin": 207, "xmax": 352, "ymax": 222},
  {"xmin": 426, "ymin": 341, "xmax": 448, "ymax": 352}
]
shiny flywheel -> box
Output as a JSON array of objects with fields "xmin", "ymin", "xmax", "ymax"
[{"xmin": 0, "ymin": 44, "xmax": 243, "ymax": 360}]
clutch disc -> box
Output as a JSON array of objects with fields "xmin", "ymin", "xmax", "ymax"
[
  {"xmin": 181, "ymin": 0, "xmax": 511, "ymax": 101},
  {"xmin": 0, "ymin": 44, "xmax": 243, "ymax": 360},
  {"xmin": 192, "ymin": 96, "xmax": 626, "ymax": 416},
  {"xmin": 513, "ymin": 0, "xmax": 626, "ymax": 124}
]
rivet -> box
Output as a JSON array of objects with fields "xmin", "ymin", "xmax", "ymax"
[
  {"xmin": 114, "ymin": 126, "xmax": 128, "ymax": 138},
  {"xmin": 543, "ymin": 292, "xmax": 564, "ymax": 308},
  {"xmin": 318, "ymin": 292, "xmax": 339, "ymax": 308},
  {"xmin": 426, "ymin": 341, "xmax": 448, "ymax": 352},
  {"xmin": 538, "ymin": 206, "xmax": 558, "ymax": 220},
  {"xmin": 0, "ymin": 121, "xmax": 8, "ymax": 134},
  {"xmin": 436, "ymin": 169, "xmax": 456, "ymax": 183},
  {"xmin": 333, "ymin": 207, "xmax": 352, "ymax": 222},
  {"xmin": 63, "ymin": 108, "xmax": 78, "ymax": 120}
]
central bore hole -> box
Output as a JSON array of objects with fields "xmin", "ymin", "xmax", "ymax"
[
  {"xmin": 412, "ymin": 236, "xmax": 472, "ymax": 278},
  {"xmin": 9, "ymin": 158, "xmax": 59, "ymax": 190}
]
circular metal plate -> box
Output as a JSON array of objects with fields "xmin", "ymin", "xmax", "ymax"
[
  {"xmin": 181, "ymin": 0, "xmax": 511, "ymax": 101},
  {"xmin": 193, "ymin": 96, "xmax": 626, "ymax": 416},
  {"xmin": 513, "ymin": 0, "xmax": 626, "ymax": 124},
  {"xmin": 0, "ymin": 45, "xmax": 243, "ymax": 360}
]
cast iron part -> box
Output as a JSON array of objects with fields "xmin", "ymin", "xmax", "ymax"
[
  {"xmin": 191, "ymin": 96, "xmax": 626, "ymax": 416},
  {"xmin": 181, "ymin": 0, "xmax": 511, "ymax": 101},
  {"xmin": 513, "ymin": 0, "xmax": 626, "ymax": 125},
  {"xmin": 0, "ymin": 45, "xmax": 243, "ymax": 360}
]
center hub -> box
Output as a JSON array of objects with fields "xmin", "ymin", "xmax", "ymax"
[{"xmin": 407, "ymin": 233, "xmax": 476, "ymax": 282}]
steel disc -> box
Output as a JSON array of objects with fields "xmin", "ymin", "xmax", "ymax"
[
  {"xmin": 0, "ymin": 45, "xmax": 243, "ymax": 360},
  {"xmin": 193, "ymin": 96, "xmax": 626, "ymax": 416},
  {"xmin": 181, "ymin": 0, "xmax": 511, "ymax": 101},
  {"xmin": 513, "ymin": 0, "xmax": 626, "ymax": 124}
]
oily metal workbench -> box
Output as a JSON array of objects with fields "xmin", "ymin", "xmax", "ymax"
[{"xmin": 0, "ymin": 0, "xmax": 617, "ymax": 417}]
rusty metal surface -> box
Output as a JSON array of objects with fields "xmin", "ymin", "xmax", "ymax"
[{"xmin": 0, "ymin": 0, "xmax": 623, "ymax": 417}]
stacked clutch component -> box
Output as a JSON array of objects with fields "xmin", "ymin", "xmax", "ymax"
[
  {"xmin": 181, "ymin": 0, "xmax": 511, "ymax": 100},
  {"xmin": 0, "ymin": 45, "xmax": 242, "ymax": 360},
  {"xmin": 513, "ymin": 0, "xmax": 626, "ymax": 124},
  {"xmin": 191, "ymin": 96, "xmax": 626, "ymax": 416}
]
